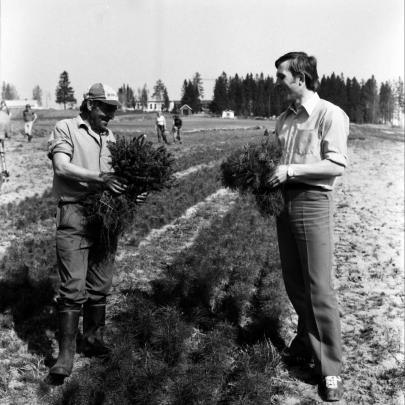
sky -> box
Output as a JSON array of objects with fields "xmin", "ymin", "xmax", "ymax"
[{"xmin": 0, "ymin": 0, "xmax": 403, "ymax": 106}]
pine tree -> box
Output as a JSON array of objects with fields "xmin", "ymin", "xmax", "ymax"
[
  {"xmin": 210, "ymin": 72, "xmax": 229, "ymax": 114},
  {"xmin": 118, "ymin": 84, "xmax": 136, "ymax": 110},
  {"xmin": 32, "ymin": 85, "xmax": 43, "ymax": 106},
  {"xmin": 1, "ymin": 82, "xmax": 18, "ymax": 100},
  {"xmin": 347, "ymin": 77, "xmax": 363, "ymax": 123},
  {"xmin": 152, "ymin": 79, "xmax": 170, "ymax": 111},
  {"xmin": 361, "ymin": 75, "xmax": 379, "ymax": 123},
  {"xmin": 228, "ymin": 74, "xmax": 243, "ymax": 115},
  {"xmin": 242, "ymin": 73, "xmax": 256, "ymax": 116},
  {"xmin": 379, "ymin": 82, "xmax": 395, "ymax": 124},
  {"xmin": 192, "ymin": 72, "xmax": 204, "ymax": 99},
  {"xmin": 153, "ymin": 79, "xmax": 166, "ymax": 100},
  {"xmin": 180, "ymin": 75, "xmax": 202, "ymax": 113},
  {"xmin": 180, "ymin": 80, "xmax": 194, "ymax": 110},
  {"xmin": 55, "ymin": 71, "xmax": 76, "ymax": 109},
  {"xmin": 163, "ymin": 88, "xmax": 170, "ymax": 111},
  {"xmin": 140, "ymin": 84, "xmax": 149, "ymax": 109}
]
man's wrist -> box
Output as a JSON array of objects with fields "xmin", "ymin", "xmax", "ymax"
[
  {"xmin": 287, "ymin": 164, "xmax": 296, "ymax": 180},
  {"xmin": 98, "ymin": 171, "xmax": 107, "ymax": 183}
]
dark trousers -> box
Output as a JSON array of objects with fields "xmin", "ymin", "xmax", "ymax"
[
  {"xmin": 55, "ymin": 203, "xmax": 114, "ymax": 308},
  {"xmin": 277, "ymin": 188, "xmax": 342, "ymax": 376}
]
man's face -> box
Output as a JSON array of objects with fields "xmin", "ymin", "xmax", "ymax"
[
  {"xmin": 276, "ymin": 61, "xmax": 301, "ymax": 101},
  {"xmin": 88, "ymin": 101, "xmax": 117, "ymax": 132}
]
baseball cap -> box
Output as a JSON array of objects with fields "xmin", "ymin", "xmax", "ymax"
[{"xmin": 84, "ymin": 83, "xmax": 120, "ymax": 106}]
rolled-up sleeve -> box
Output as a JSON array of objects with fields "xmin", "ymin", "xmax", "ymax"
[
  {"xmin": 321, "ymin": 107, "xmax": 349, "ymax": 167},
  {"xmin": 48, "ymin": 121, "xmax": 73, "ymax": 160}
]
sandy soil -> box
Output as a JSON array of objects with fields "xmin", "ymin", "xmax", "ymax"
[{"xmin": 281, "ymin": 132, "xmax": 404, "ymax": 404}]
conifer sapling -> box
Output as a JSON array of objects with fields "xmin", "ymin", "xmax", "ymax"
[
  {"xmin": 83, "ymin": 134, "xmax": 174, "ymax": 261},
  {"xmin": 221, "ymin": 136, "xmax": 284, "ymax": 216}
]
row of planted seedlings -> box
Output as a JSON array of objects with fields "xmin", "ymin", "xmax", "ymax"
[
  {"xmin": 50, "ymin": 196, "xmax": 291, "ymax": 405},
  {"xmin": 1, "ymin": 131, "xmax": 289, "ymax": 404},
  {"xmin": 0, "ymin": 132, "xmax": 231, "ymax": 333},
  {"xmin": 49, "ymin": 134, "xmax": 292, "ymax": 404},
  {"xmin": 0, "ymin": 134, "xmax": 223, "ymax": 398}
]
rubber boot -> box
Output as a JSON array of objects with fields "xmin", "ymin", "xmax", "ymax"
[
  {"xmin": 48, "ymin": 309, "xmax": 80, "ymax": 381},
  {"xmin": 82, "ymin": 301, "xmax": 110, "ymax": 357}
]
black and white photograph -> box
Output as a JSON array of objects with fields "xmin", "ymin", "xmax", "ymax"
[{"xmin": 0, "ymin": 0, "xmax": 403, "ymax": 403}]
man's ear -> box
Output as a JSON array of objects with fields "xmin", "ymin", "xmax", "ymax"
[
  {"xmin": 86, "ymin": 100, "xmax": 93, "ymax": 111},
  {"xmin": 298, "ymin": 73, "xmax": 306, "ymax": 86}
]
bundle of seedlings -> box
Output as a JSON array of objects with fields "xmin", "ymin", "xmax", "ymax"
[
  {"xmin": 221, "ymin": 136, "xmax": 284, "ymax": 217},
  {"xmin": 83, "ymin": 134, "xmax": 174, "ymax": 261}
]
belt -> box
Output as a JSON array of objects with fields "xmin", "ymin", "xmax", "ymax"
[
  {"xmin": 58, "ymin": 200, "xmax": 83, "ymax": 207},
  {"xmin": 283, "ymin": 183, "xmax": 329, "ymax": 192}
]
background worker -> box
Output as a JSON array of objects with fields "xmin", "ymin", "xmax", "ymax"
[
  {"xmin": 0, "ymin": 100, "xmax": 11, "ymax": 178},
  {"xmin": 268, "ymin": 51, "xmax": 349, "ymax": 402},
  {"xmin": 46, "ymin": 83, "xmax": 133, "ymax": 384},
  {"xmin": 22, "ymin": 104, "xmax": 37, "ymax": 142},
  {"xmin": 171, "ymin": 114, "xmax": 182, "ymax": 144},
  {"xmin": 156, "ymin": 111, "xmax": 169, "ymax": 144}
]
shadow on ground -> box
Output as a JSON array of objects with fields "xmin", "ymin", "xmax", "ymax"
[{"xmin": 0, "ymin": 189, "xmax": 59, "ymax": 360}]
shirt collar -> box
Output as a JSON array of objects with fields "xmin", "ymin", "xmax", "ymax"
[
  {"xmin": 76, "ymin": 114, "xmax": 90, "ymax": 130},
  {"xmin": 288, "ymin": 92, "xmax": 320, "ymax": 117},
  {"xmin": 301, "ymin": 92, "xmax": 320, "ymax": 116},
  {"xmin": 76, "ymin": 114, "xmax": 109, "ymax": 137}
]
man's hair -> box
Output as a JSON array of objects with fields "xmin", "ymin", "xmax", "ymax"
[
  {"xmin": 79, "ymin": 99, "xmax": 89, "ymax": 114},
  {"xmin": 275, "ymin": 52, "xmax": 319, "ymax": 91}
]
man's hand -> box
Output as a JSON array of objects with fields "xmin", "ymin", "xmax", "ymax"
[
  {"xmin": 267, "ymin": 165, "xmax": 288, "ymax": 188},
  {"xmin": 99, "ymin": 172, "xmax": 128, "ymax": 195},
  {"xmin": 136, "ymin": 192, "xmax": 148, "ymax": 204}
]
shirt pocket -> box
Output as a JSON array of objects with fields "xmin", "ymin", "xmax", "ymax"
[{"xmin": 294, "ymin": 129, "xmax": 319, "ymax": 155}]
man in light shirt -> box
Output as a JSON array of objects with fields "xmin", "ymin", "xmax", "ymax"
[
  {"xmin": 22, "ymin": 104, "xmax": 37, "ymax": 142},
  {"xmin": 46, "ymin": 83, "xmax": 128, "ymax": 384},
  {"xmin": 268, "ymin": 52, "xmax": 349, "ymax": 402},
  {"xmin": 155, "ymin": 111, "xmax": 169, "ymax": 144}
]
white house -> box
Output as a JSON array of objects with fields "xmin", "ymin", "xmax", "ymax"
[
  {"xmin": 134, "ymin": 96, "xmax": 174, "ymax": 112},
  {"xmin": 3, "ymin": 99, "xmax": 39, "ymax": 109},
  {"xmin": 222, "ymin": 110, "xmax": 235, "ymax": 119}
]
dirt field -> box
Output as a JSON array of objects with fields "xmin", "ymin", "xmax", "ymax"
[{"xmin": 0, "ymin": 119, "xmax": 404, "ymax": 404}]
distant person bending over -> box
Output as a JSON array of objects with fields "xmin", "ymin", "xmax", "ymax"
[
  {"xmin": 171, "ymin": 114, "xmax": 182, "ymax": 144},
  {"xmin": 22, "ymin": 104, "xmax": 37, "ymax": 142},
  {"xmin": 156, "ymin": 111, "xmax": 169, "ymax": 144},
  {"xmin": 267, "ymin": 52, "xmax": 349, "ymax": 402},
  {"xmin": 46, "ymin": 83, "xmax": 146, "ymax": 384}
]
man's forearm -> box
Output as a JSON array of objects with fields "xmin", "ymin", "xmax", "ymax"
[
  {"xmin": 53, "ymin": 160, "xmax": 103, "ymax": 183},
  {"xmin": 289, "ymin": 159, "xmax": 345, "ymax": 181}
]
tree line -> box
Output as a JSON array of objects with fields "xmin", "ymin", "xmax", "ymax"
[
  {"xmin": 2, "ymin": 70, "xmax": 404, "ymax": 125},
  {"xmin": 210, "ymin": 71, "xmax": 404, "ymax": 124}
]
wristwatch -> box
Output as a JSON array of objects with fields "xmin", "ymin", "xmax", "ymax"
[{"xmin": 287, "ymin": 165, "xmax": 295, "ymax": 180}]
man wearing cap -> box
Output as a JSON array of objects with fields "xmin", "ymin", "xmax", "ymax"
[
  {"xmin": 23, "ymin": 104, "xmax": 37, "ymax": 142},
  {"xmin": 267, "ymin": 52, "xmax": 348, "ymax": 402},
  {"xmin": 46, "ymin": 83, "xmax": 127, "ymax": 383}
]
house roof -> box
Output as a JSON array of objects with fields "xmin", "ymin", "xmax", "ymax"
[{"xmin": 180, "ymin": 104, "xmax": 192, "ymax": 110}]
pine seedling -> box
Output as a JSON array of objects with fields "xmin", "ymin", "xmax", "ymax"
[
  {"xmin": 83, "ymin": 134, "xmax": 174, "ymax": 261},
  {"xmin": 221, "ymin": 136, "xmax": 284, "ymax": 217}
]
